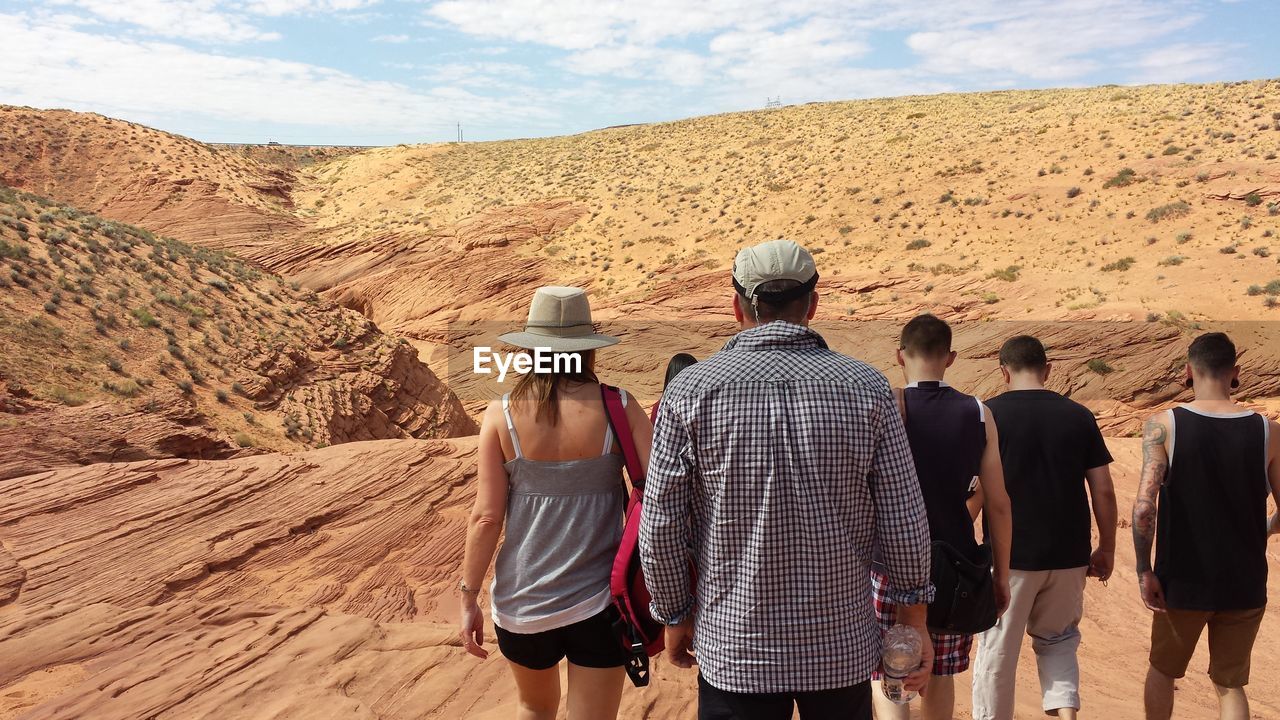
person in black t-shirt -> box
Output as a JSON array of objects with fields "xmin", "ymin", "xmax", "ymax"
[
  {"xmin": 970, "ymin": 335, "xmax": 1117, "ymax": 720},
  {"xmin": 1132, "ymin": 332, "xmax": 1280, "ymax": 720}
]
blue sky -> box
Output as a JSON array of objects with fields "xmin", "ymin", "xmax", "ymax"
[{"xmin": 1, "ymin": 0, "xmax": 1276, "ymax": 145}]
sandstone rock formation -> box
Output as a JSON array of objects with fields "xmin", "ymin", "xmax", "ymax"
[
  {"xmin": 0, "ymin": 386, "xmax": 249, "ymax": 480},
  {"xmin": 0, "ymin": 440, "xmax": 1277, "ymax": 719},
  {"xmin": 0, "ymin": 187, "xmax": 474, "ymax": 476}
]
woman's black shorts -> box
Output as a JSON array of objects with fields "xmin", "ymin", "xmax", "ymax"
[{"xmin": 494, "ymin": 607, "xmax": 629, "ymax": 670}]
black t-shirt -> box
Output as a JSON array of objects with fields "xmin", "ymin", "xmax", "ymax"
[{"xmin": 985, "ymin": 389, "xmax": 1113, "ymax": 570}]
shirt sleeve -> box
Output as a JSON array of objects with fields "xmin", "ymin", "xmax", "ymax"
[
  {"xmin": 868, "ymin": 385, "xmax": 936, "ymax": 606},
  {"xmin": 638, "ymin": 392, "xmax": 696, "ymax": 624},
  {"xmin": 1082, "ymin": 408, "xmax": 1114, "ymax": 469}
]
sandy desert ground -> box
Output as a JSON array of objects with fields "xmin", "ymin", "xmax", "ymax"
[{"xmin": 1, "ymin": 79, "xmax": 1279, "ymax": 718}]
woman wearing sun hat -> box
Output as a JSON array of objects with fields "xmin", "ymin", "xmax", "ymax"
[{"xmin": 459, "ymin": 286, "xmax": 654, "ymax": 719}]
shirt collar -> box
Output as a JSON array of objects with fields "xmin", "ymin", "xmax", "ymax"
[
  {"xmin": 905, "ymin": 380, "xmax": 949, "ymax": 388},
  {"xmin": 722, "ymin": 321, "xmax": 829, "ymax": 353}
]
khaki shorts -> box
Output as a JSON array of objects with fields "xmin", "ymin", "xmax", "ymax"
[{"xmin": 1150, "ymin": 607, "xmax": 1265, "ymax": 688}]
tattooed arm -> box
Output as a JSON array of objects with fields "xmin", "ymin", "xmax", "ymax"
[{"xmin": 1133, "ymin": 414, "xmax": 1170, "ymax": 611}]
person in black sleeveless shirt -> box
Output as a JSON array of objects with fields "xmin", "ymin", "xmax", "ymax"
[
  {"xmin": 871, "ymin": 314, "xmax": 1013, "ymax": 720},
  {"xmin": 1133, "ymin": 332, "xmax": 1280, "ymax": 720}
]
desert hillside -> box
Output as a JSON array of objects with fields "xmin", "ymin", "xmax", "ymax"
[
  {"xmin": 0, "ymin": 185, "xmax": 474, "ymax": 478},
  {"xmin": 2, "ymin": 80, "xmax": 1280, "ymax": 719},
  {"xmin": 0, "ymin": 107, "xmax": 300, "ymax": 253},
  {"xmin": 233, "ymin": 81, "xmax": 1280, "ymax": 420},
  {"xmin": 285, "ymin": 80, "xmax": 1280, "ymax": 320}
]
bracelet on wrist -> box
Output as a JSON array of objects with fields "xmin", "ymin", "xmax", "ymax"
[{"xmin": 459, "ymin": 579, "xmax": 481, "ymax": 595}]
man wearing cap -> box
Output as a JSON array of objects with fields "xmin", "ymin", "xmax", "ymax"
[{"xmin": 639, "ymin": 239, "xmax": 935, "ymax": 720}]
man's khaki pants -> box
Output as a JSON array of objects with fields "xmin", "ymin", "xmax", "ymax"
[{"xmin": 971, "ymin": 567, "xmax": 1088, "ymax": 720}]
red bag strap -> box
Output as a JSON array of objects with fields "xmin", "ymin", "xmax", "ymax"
[{"xmin": 601, "ymin": 384, "xmax": 644, "ymax": 491}]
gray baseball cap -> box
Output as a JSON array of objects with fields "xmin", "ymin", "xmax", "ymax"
[{"xmin": 732, "ymin": 239, "xmax": 819, "ymax": 302}]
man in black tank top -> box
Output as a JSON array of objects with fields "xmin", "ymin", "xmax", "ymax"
[
  {"xmin": 1133, "ymin": 332, "xmax": 1280, "ymax": 720},
  {"xmin": 870, "ymin": 314, "xmax": 1013, "ymax": 720}
]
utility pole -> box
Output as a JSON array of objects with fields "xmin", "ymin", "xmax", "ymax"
[{"xmin": 457, "ymin": 122, "xmax": 462, "ymax": 143}]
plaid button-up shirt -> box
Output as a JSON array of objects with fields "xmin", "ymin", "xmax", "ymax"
[{"xmin": 639, "ymin": 321, "xmax": 934, "ymax": 693}]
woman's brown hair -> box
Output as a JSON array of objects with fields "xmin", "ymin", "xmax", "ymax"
[{"xmin": 509, "ymin": 350, "xmax": 598, "ymax": 425}]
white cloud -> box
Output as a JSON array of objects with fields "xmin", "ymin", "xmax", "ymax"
[
  {"xmin": 554, "ymin": 14, "xmax": 870, "ymax": 91},
  {"xmin": 1132, "ymin": 42, "xmax": 1236, "ymax": 83},
  {"xmin": 372, "ymin": 33, "xmax": 410, "ymax": 43},
  {"xmin": 0, "ymin": 13, "xmax": 551, "ymax": 135},
  {"xmin": 420, "ymin": 61, "xmax": 535, "ymax": 88},
  {"xmin": 243, "ymin": 0, "xmax": 379, "ymax": 16},
  {"xmin": 906, "ymin": 1, "xmax": 1202, "ymax": 80},
  {"xmin": 559, "ymin": 45, "xmax": 711, "ymax": 87},
  {"xmin": 710, "ymin": 18, "xmax": 869, "ymax": 73},
  {"xmin": 46, "ymin": 0, "xmax": 380, "ymax": 43},
  {"xmin": 427, "ymin": 0, "xmax": 1224, "ymax": 108},
  {"xmin": 48, "ymin": 0, "xmax": 279, "ymax": 43},
  {"xmin": 426, "ymin": 0, "xmax": 812, "ymax": 51}
]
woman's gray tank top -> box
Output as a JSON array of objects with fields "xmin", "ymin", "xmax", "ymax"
[{"xmin": 490, "ymin": 390, "xmax": 626, "ymax": 633}]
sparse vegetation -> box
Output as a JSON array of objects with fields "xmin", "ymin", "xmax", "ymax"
[
  {"xmin": 1086, "ymin": 358, "xmax": 1114, "ymax": 375},
  {"xmin": 1146, "ymin": 202, "xmax": 1191, "ymax": 223},
  {"xmin": 102, "ymin": 379, "xmax": 142, "ymax": 397},
  {"xmin": 132, "ymin": 307, "xmax": 160, "ymax": 328},
  {"xmin": 50, "ymin": 387, "xmax": 88, "ymax": 406},
  {"xmin": 987, "ymin": 265, "xmax": 1022, "ymax": 282},
  {"xmin": 1103, "ymin": 168, "xmax": 1138, "ymax": 188},
  {"xmin": 1101, "ymin": 257, "xmax": 1136, "ymax": 272}
]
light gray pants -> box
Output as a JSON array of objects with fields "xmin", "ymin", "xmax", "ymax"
[{"xmin": 971, "ymin": 567, "xmax": 1088, "ymax": 719}]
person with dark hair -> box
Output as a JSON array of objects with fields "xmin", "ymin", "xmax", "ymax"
[
  {"xmin": 971, "ymin": 335, "xmax": 1117, "ymax": 720},
  {"xmin": 459, "ymin": 286, "xmax": 654, "ymax": 720},
  {"xmin": 871, "ymin": 314, "xmax": 1014, "ymax": 720},
  {"xmin": 651, "ymin": 353, "xmax": 698, "ymax": 422},
  {"xmin": 664, "ymin": 353, "xmax": 698, "ymax": 390},
  {"xmin": 1132, "ymin": 332, "xmax": 1280, "ymax": 720},
  {"xmin": 640, "ymin": 239, "xmax": 934, "ymax": 720}
]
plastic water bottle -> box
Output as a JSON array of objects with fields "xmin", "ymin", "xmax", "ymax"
[{"xmin": 881, "ymin": 624, "xmax": 923, "ymax": 704}]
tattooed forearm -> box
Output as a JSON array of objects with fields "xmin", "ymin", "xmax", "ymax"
[
  {"xmin": 1133, "ymin": 419, "xmax": 1168, "ymax": 574},
  {"xmin": 1133, "ymin": 499, "xmax": 1157, "ymax": 573}
]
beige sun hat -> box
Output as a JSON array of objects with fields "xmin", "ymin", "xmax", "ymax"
[{"xmin": 498, "ymin": 286, "xmax": 620, "ymax": 352}]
